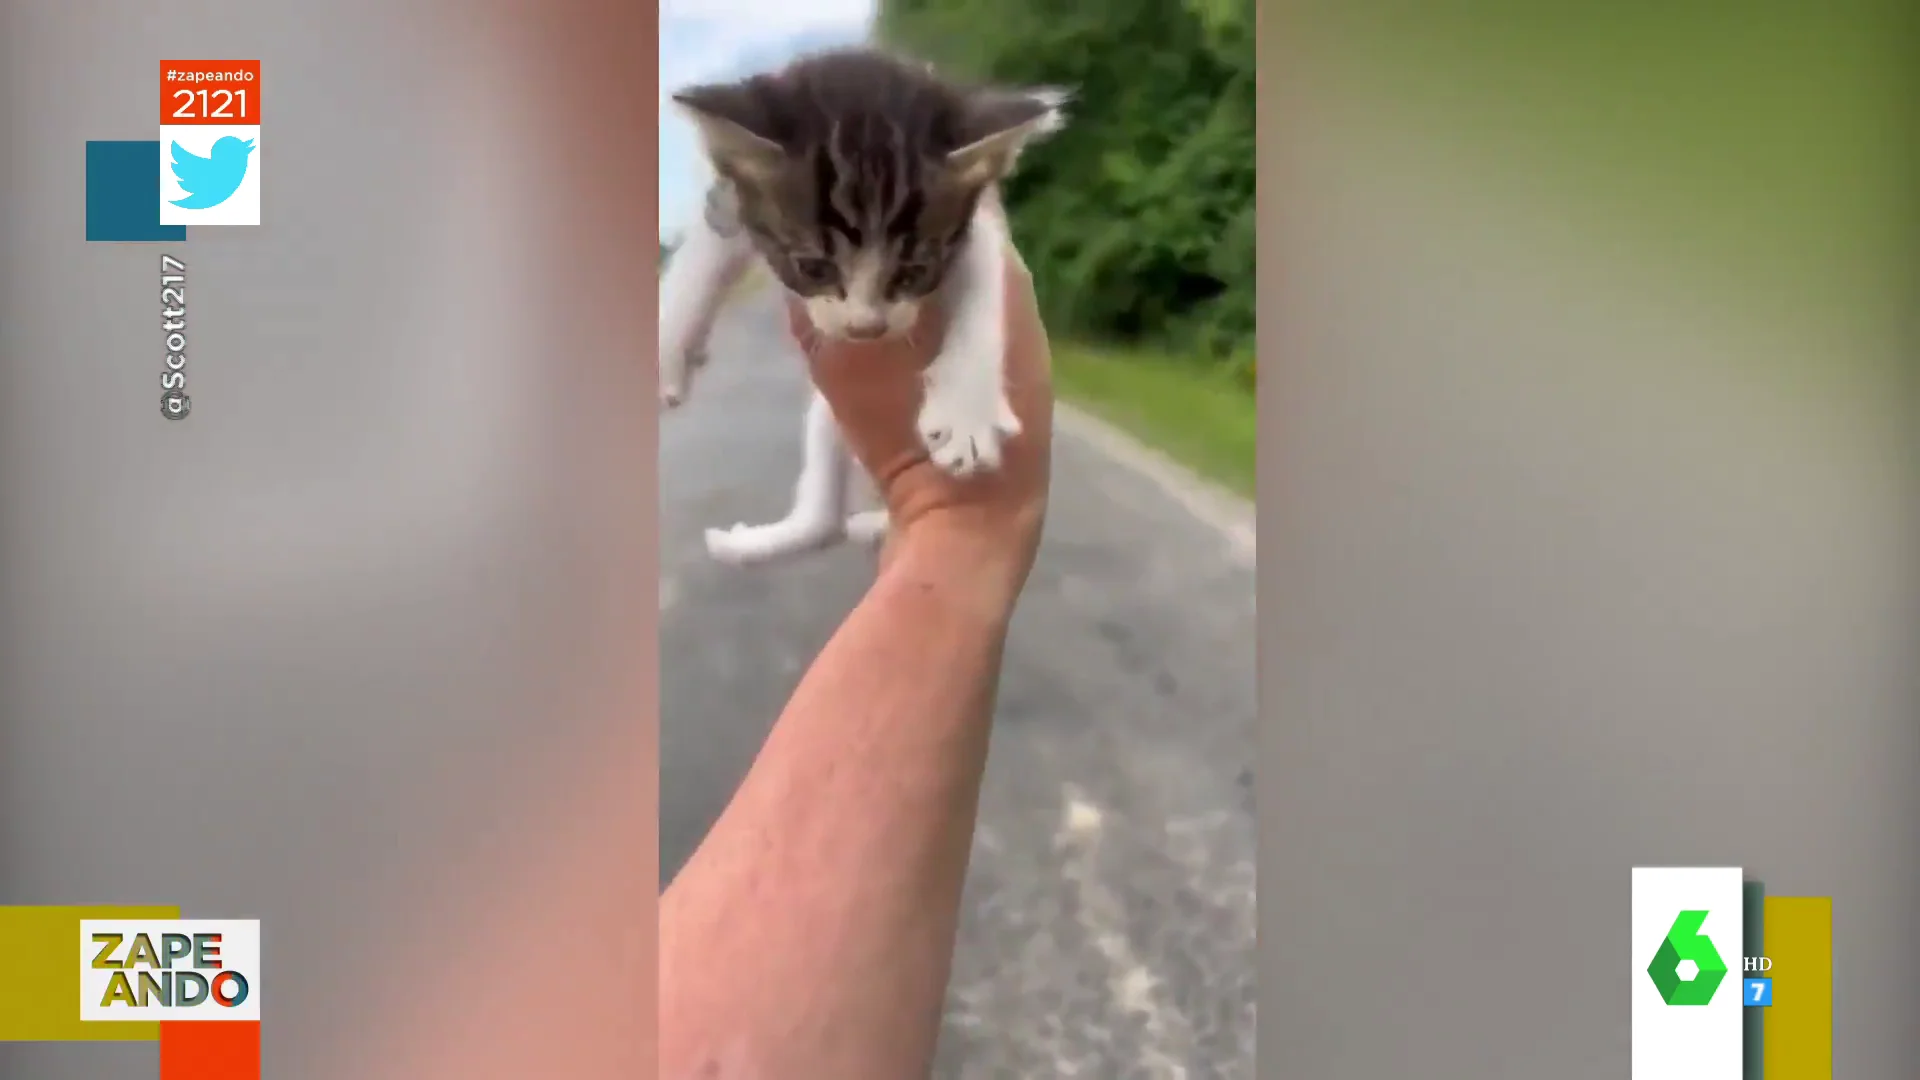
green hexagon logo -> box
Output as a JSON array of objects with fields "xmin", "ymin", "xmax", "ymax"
[{"xmin": 1647, "ymin": 909, "xmax": 1728, "ymax": 1005}]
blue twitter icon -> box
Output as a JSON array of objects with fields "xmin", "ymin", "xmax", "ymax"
[{"xmin": 169, "ymin": 135, "xmax": 254, "ymax": 209}]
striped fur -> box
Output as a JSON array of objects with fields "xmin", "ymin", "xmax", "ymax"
[
  {"xmin": 661, "ymin": 47, "xmax": 1068, "ymax": 566},
  {"xmin": 673, "ymin": 47, "xmax": 1065, "ymax": 341}
]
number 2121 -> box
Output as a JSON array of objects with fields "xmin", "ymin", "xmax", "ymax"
[{"xmin": 172, "ymin": 89, "xmax": 247, "ymax": 120}]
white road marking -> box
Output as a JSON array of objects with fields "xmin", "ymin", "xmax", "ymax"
[
  {"xmin": 1055, "ymin": 785, "xmax": 1195, "ymax": 1080},
  {"xmin": 1064, "ymin": 794, "xmax": 1104, "ymax": 836}
]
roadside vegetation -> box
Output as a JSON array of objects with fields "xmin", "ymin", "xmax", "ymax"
[{"xmin": 879, "ymin": 0, "xmax": 1256, "ymax": 492}]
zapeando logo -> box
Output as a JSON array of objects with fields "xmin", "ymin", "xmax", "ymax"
[{"xmin": 1647, "ymin": 910, "xmax": 1729, "ymax": 1005}]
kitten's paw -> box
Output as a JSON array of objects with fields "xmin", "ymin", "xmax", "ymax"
[
  {"xmin": 995, "ymin": 396, "xmax": 1022, "ymax": 438},
  {"xmin": 844, "ymin": 510, "xmax": 889, "ymax": 547},
  {"xmin": 659, "ymin": 347, "xmax": 707, "ymax": 410},
  {"xmin": 659, "ymin": 363, "xmax": 688, "ymax": 409},
  {"xmin": 703, "ymin": 523, "xmax": 767, "ymax": 564},
  {"xmin": 703, "ymin": 515, "xmax": 842, "ymax": 565},
  {"xmin": 916, "ymin": 386, "xmax": 1018, "ymax": 478}
]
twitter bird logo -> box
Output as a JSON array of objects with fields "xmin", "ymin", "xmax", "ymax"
[{"xmin": 169, "ymin": 136, "xmax": 255, "ymax": 210}]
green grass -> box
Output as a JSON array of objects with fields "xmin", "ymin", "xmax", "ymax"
[{"xmin": 1051, "ymin": 343, "xmax": 1256, "ymax": 498}]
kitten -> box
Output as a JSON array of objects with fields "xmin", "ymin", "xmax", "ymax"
[{"xmin": 658, "ymin": 47, "xmax": 1067, "ymax": 565}]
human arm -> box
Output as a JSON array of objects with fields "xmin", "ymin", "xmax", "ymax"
[
  {"xmin": 657, "ymin": 534, "xmax": 1019, "ymax": 1077},
  {"xmin": 658, "ymin": 253, "xmax": 1052, "ymax": 1079}
]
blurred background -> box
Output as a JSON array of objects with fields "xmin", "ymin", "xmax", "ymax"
[
  {"xmin": 2, "ymin": 0, "xmax": 1912, "ymax": 1076},
  {"xmin": 1259, "ymin": 1, "xmax": 1917, "ymax": 1075},
  {"xmin": 2, "ymin": 3, "xmax": 659, "ymax": 1077},
  {"xmin": 657, "ymin": 0, "xmax": 1259, "ymax": 1076}
]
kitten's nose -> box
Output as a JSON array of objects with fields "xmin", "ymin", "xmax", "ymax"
[{"xmin": 842, "ymin": 317, "xmax": 889, "ymax": 340}]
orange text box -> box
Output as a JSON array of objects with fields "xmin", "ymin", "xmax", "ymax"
[
  {"xmin": 161, "ymin": 1020, "xmax": 260, "ymax": 1080},
  {"xmin": 160, "ymin": 60, "xmax": 261, "ymax": 125}
]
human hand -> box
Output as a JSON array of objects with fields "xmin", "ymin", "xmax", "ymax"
[{"xmin": 788, "ymin": 247, "xmax": 1053, "ymax": 600}]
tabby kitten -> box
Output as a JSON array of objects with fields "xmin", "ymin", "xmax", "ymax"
[{"xmin": 658, "ymin": 47, "xmax": 1066, "ymax": 565}]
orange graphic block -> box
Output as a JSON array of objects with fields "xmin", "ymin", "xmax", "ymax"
[
  {"xmin": 160, "ymin": 1019, "xmax": 260, "ymax": 1080},
  {"xmin": 160, "ymin": 61, "xmax": 261, "ymax": 125}
]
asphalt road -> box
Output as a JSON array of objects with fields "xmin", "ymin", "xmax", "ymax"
[{"xmin": 659, "ymin": 291, "xmax": 1258, "ymax": 1079}]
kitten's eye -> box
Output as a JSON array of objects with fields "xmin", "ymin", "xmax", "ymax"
[
  {"xmin": 791, "ymin": 257, "xmax": 838, "ymax": 287},
  {"xmin": 889, "ymin": 263, "xmax": 936, "ymax": 294}
]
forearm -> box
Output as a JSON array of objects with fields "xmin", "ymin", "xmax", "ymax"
[{"xmin": 658, "ymin": 533, "xmax": 1018, "ymax": 1079}]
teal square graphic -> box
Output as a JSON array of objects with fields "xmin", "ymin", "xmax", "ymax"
[
  {"xmin": 86, "ymin": 141, "xmax": 186, "ymax": 243},
  {"xmin": 1743, "ymin": 977, "xmax": 1773, "ymax": 1007}
]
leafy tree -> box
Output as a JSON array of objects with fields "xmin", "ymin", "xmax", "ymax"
[{"xmin": 879, "ymin": 0, "xmax": 1254, "ymax": 381}]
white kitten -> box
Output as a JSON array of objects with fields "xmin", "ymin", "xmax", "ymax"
[{"xmin": 657, "ymin": 49, "xmax": 1065, "ymax": 566}]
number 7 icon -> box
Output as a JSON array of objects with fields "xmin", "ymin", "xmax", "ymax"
[{"xmin": 1743, "ymin": 977, "xmax": 1773, "ymax": 1006}]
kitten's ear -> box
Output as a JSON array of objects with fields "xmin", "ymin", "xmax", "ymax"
[
  {"xmin": 946, "ymin": 86, "xmax": 1071, "ymax": 188},
  {"xmin": 672, "ymin": 81, "xmax": 787, "ymax": 185}
]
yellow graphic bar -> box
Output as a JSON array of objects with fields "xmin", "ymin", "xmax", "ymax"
[
  {"xmin": 0, "ymin": 904, "xmax": 179, "ymax": 1042},
  {"xmin": 1761, "ymin": 896, "xmax": 1832, "ymax": 1079}
]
